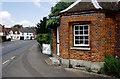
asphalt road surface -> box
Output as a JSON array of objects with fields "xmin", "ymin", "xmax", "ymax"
[
  {"xmin": 2, "ymin": 40, "xmax": 80, "ymax": 77},
  {"xmin": 2, "ymin": 40, "xmax": 99, "ymax": 77}
]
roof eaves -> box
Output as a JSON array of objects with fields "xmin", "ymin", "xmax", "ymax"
[
  {"xmin": 60, "ymin": 0, "xmax": 82, "ymax": 13},
  {"xmin": 92, "ymin": 0, "xmax": 102, "ymax": 9},
  {"xmin": 60, "ymin": 0, "xmax": 104, "ymax": 14}
]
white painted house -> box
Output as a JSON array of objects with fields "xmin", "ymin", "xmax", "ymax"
[
  {"xmin": 5, "ymin": 28, "xmax": 20, "ymax": 40},
  {"xmin": 9, "ymin": 29, "xmax": 20, "ymax": 40},
  {"xmin": 19, "ymin": 29, "xmax": 35, "ymax": 40}
]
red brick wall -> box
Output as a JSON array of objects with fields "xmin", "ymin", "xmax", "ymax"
[
  {"xmin": 53, "ymin": 11, "xmax": 119, "ymax": 62},
  {"xmin": 115, "ymin": 12, "xmax": 120, "ymax": 59}
]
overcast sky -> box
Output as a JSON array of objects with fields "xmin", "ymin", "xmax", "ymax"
[{"xmin": 0, "ymin": 0, "xmax": 60, "ymax": 27}]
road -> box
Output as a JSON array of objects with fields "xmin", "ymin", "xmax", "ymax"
[
  {"xmin": 2, "ymin": 40, "xmax": 79, "ymax": 77},
  {"xmin": 2, "ymin": 40, "xmax": 99, "ymax": 77}
]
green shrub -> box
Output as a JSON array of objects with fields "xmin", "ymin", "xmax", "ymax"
[
  {"xmin": 98, "ymin": 54, "xmax": 120, "ymax": 77},
  {"xmin": 105, "ymin": 54, "xmax": 120, "ymax": 77},
  {"xmin": 36, "ymin": 34, "xmax": 50, "ymax": 46},
  {"xmin": 98, "ymin": 68, "xmax": 106, "ymax": 74},
  {"xmin": 46, "ymin": 17, "xmax": 60, "ymax": 28}
]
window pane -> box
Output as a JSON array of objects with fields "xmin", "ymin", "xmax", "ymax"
[
  {"xmin": 75, "ymin": 40, "xmax": 80, "ymax": 44},
  {"xmin": 80, "ymin": 40, "xmax": 83, "ymax": 44},
  {"xmin": 75, "ymin": 36, "xmax": 80, "ymax": 39},
  {"xmin": 75, "ymin": 26, "xmax": 78, "ymax": 30},
  {"xmin": 75, "ymin": 31, "xmax": 79, "ymax": 34},
  {"xmin": 80, "ymin": 31, "xmax": 83, "ymax": 34},
  {"xmin": 85, "ymin": 36, "xmax": 89, "ymax": 39},
  {"xmin": 84, "ymin": 31, "xmax": 88, "ymax": 34},
  {"xmin": 80, "ymin": 26, "xmax": 83, "ymax": 30},
  {"xmin": 80, "ymin": 36, "xmax": 83, "ymax": 39},
  {"xmin": 84, "ymin": 26, "xmax": 88, "ymax": 30},
  {"xmin": 85, "ymin": 40, "xmax": 89, "ymax": 44}
]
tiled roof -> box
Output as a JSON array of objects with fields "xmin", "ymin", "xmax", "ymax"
[
  {"xmin": 60, "ymin": 0, "xmax": 120, "ymax": 13},
  {"xmin": 11, "ymin": 28, "xmax": 20, "ymax": 34},
  {"xmin": 19, "ymin": 29, "xmax": 34, "ymax": 33},
  {"xmin": 2, "ymin": 28, "xmax": 20, "ymax": 35},
  {"xmin": 0, "ymin": 24, "xmax": 4, "ymax": 32},
  {"xmin": 3, "ymin": 28, "xmax": 12, "ymax": 35}
]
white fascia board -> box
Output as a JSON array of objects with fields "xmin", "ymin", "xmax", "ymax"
[
  {"xmin": 92, "ymin": 0, "xmax": 102, "ymax": 9},
  {"xmin": 60, "ymin": 0, "xmax": 81, "ymax": 13}
]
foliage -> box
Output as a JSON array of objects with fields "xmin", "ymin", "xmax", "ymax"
[
  {"xmin": 36, "ymin": 34, "xmax": 50, "ymax": 46},
  {"xmin": 36, "ymin": 17, "xmax": 51, "ymax": 34},
  {"xmin": 98, "ymin": 68, "xmax": 106, "ymax": 74},
  {"xmin": 49, "ymin": 30, "xmax": 53, "ymax": 57},
  {"xmin": 98, "ymin": 54, "xmax": 120, "ymax": 77},
  {"xmin": 13, "ymin": 24, "xmax": 23, "ymax": 29},
  {"xmin": 46, "ymin": 17, "xmax": 61, "ymax": 28},
  {"xmin": 49, "ymin": 1, "xmax": 74, "ymax": 17}
]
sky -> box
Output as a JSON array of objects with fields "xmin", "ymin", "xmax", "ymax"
[
  {"xmin": 0, "ymin": 0, "xmax": 61, "ymax": 27},
  {"xmin": 1, "ymin": 0, "xmax": 120, "ymax": 27}
]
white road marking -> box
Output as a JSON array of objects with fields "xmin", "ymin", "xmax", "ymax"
[
  {"xmin": 11, "ymin": 56, "xmax": 16, "ymax": 60},
  {"xmin": 2, "ymin": 60, "xmax": 10, "ymax": 65}
]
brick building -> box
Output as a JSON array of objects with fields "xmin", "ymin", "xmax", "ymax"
[{"xmin": 52, "ymin": 0, "xmax": 120, "ymax": 70}]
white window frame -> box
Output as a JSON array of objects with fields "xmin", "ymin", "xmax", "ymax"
[{"xmin": 73, "ymin": 24, "xmax": 89, "ymax": 46}]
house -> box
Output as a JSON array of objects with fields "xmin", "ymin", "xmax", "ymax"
[
  {"xmin": 19, "ymin": 29, "xmax": 35, "ymax": 40},
  {"xmin": 3, "ymin": 28, "xmax": 20, "ymax": 40},
  {"xmin": 0, "ymin": 24, "xmax": 4, "ymax": 36},
  {"xmin": 9, "ymin": 28, "xmax": 20, "ymax": 40},
  {"xmin": 0, "ymin": 24, "xmax": 4, "ymax": 42},
  {"xmin": 3, "ymin": 28, "xmax": 12, "ymax": 40},
  {"xmin": 52, "ymin": 0, "xmax": 120, "ymax": 70}
]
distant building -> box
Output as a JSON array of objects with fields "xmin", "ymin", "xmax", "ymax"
[
  {"xmin": 0, "ymin": 24, "xmax": 4, "ymax": 42},
  {"xmin": 19, "ymin": 29, "xmax": 35, "ymax": 40},
  {"xmin": 0, "ymin": 24, "xmax": 4, "ymax": 36},
  {"xmin": 9, "ymin": 28, "xmax": 20, "ymax": 40},
  {"xmin": 3, "ymin": 28, "xmax": 12, "ymax": 40},
  {"xmin": 0, "ymin": 24, "xmax": 36, "ymax": 42}
]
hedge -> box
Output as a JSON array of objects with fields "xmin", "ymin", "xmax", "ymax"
[{"xmin": 36, "ymin": 34, "xmax": 50, "ymax": 46}]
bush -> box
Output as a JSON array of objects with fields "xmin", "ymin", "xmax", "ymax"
[
  {"xmin": 36, "ymin": 34, "xmax": 50, "ymax": 46},
  {"xmin": 98, "ymin": 54, "xmax": 120, "ymax": 77},
  {"xmin": 98, "ymin": 68, "xmax": 106, "ymax": 74}
]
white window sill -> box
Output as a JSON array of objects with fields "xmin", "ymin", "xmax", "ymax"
[{"xmin": 71, "ymin": 47, "xmax": 90, "ymax": 50}]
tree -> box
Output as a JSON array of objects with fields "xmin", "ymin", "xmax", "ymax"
[
  {"xmin": 49, "ymin": 1, "xmax": 74, "ymax": 17},
  {"xmin": 36, "ymin": 17, "xmax": 51, "ymax": 34},
  {"xmin": 47, "ymin": 1, "xmax": 74, "ymax": 28},
  {"xmin": 13, "ymin": 24, "xmax": 23, "ymax": 28},
  {"xmin": 46, "ymin": 17, "xmax": 61, "ymax": 28}
]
